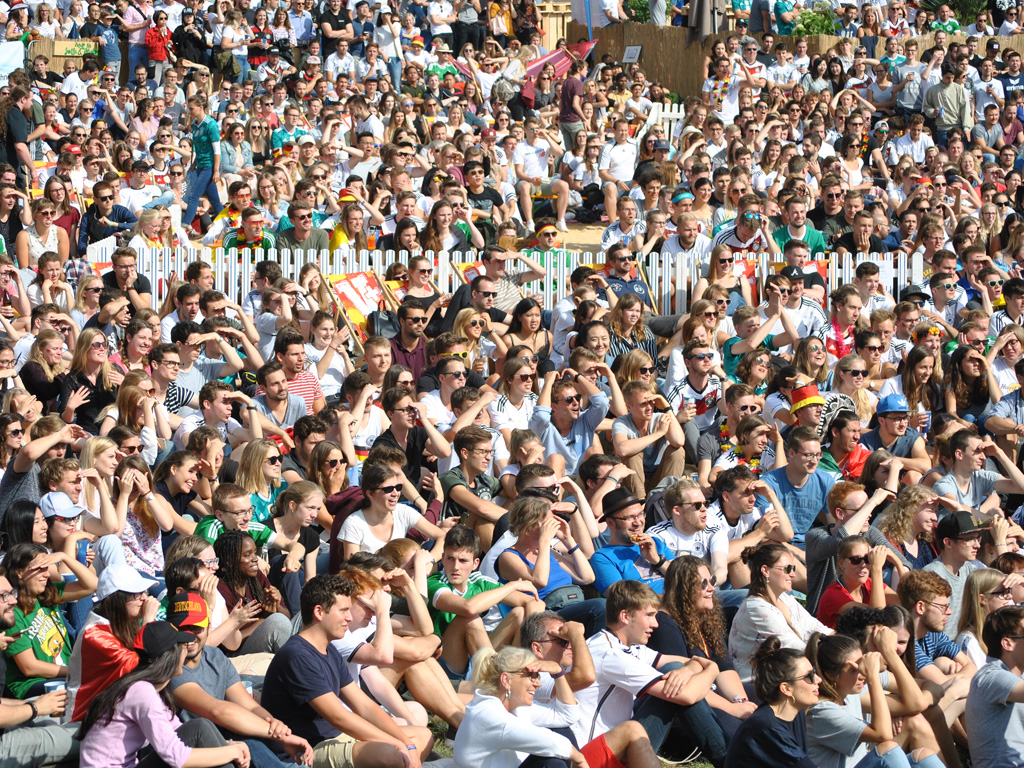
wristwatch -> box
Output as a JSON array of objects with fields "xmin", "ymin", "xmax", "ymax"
[{"xmin": 654, "ymin": 554, "xmax": 668, "ymax": 568}]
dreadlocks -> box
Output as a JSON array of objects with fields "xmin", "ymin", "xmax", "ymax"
[{"xmin": 214, "ymin": 530, "xmax": 266, "ymax": 606}]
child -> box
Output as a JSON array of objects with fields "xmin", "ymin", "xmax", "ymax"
[{"xmin": 426, "ymin": 525, "xmax": 543, "ymax": 688}]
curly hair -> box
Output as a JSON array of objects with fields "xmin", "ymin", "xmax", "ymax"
[
  {"xmin": 214, "ymin": 530, "xmax": 265, "ymax": 605},
  {"xmin": 878, "ymin": 485, "xmax": 938, "ymax": 546},
  {"xmin": 662, "ymin": 555, "xmax": 726, "ymax": 658}
]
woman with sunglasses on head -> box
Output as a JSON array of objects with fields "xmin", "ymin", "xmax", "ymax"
[
  {"xmin": 16, "ymin": 199, "xmax": 69, "ymax": 272},
  {"xmin": 694, "ymin": 244, "xmax": 752, "ymax": 315},
  {"xmin": 340, "ymin": 463, "xmax": 446, "ymax": 562},
  {"xmin": 729, "ymin": 543, "xmax": 832, "ymax": 685},
  {"xmin": 502, "ymin": 298, "xmax": 553, "ymax": 374},
  {"xmin": 3, "ymin": 541, "xmax": 97, "ymax": 698},
  {"xmin": 650, "ymin": 555, "xmax": 757, "ymax": 733},
  {"xmin": 60, "ymin": 328, "xmax": 125, "ymax": 437},
  {"xmin": 816, "ymin": 535, "xmax": 901, "ymax": 629}
]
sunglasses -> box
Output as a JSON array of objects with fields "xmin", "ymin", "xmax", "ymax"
[
  {"xmin": 638, "ymin": 366, "xmax": 656, "ymax": 375},
  {"xmin": 90, "ymin": 340, "xmax": 107, "ymax": 350},
  {"xmin": 375, "ymin": 483, "xmax": 403, "ymax": 494},
  {"xmin": 845, "ymin": 368, "xmax": 868, "ymax": 377},
  {"xmin": 469, "ymin": 319, "xmax": 486, "ymax": 328},
  {"xmin": 407, "ymin": 316, "xmax": 427, "ymax": 324},
  {"xmin": 266, "ymin": 454, "xmax": 283, "ymax": 465},
  {"xmin": 700, "ymin": 575, "xmax": 718, "ymax": 590},
  {"xmin": 121, "ymin": 444, "xmax": 141, "ymax": 454},
  {"xmin": 96, "ymin": 195, "xmax": 113, "ymax": 202},
  {"xmin": 689, "ymin": 353, "xmax": 714, "ymax": 361},
  {"xmin": 517, "ymin": 373, "xmax": 537, "ymax": 382},
  {"xmin": 846, "ymin": 555, "xmax": 870, "ymax": 566},
  {"xmin": 476, "ymin": 290, "xmax": 498, "ymax": 298},
  {"xmin": 558, "ymin": 394, "xmax": 581, "ymax": 405},
  {"xmin": 773, "ymin": 564, "xmax": 798, "ymax": 574}
]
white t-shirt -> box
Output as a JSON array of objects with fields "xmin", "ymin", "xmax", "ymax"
[
  {"xmin": 427, "ymin": 0, "xmax": 453, "ymax": 33},
  {"xmin": 513, "ymin": 139, "xmax": 553, "ymax": 180},
  {"xmin": 338, "ymin": 504, "xmax": 423, "ymax": 553},
  {"xmin": 488, "ymin": 393, "xmax": 538, "ymax": 433},
  {"xmin": 646, "ymin": 519, "xmax": 728, "ymax": 561}
]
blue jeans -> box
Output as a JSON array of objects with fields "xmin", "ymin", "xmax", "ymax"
[
  {"xmin": 632, "ymin": 661, "xmax": 728, "ymax": 767},
  {"xmin": 386, "ymin": 57, "xmax": 402, "ymax": 91},
  {"xmin": 241, "ymin": 738, "xmax": 299, "ymax": 768},
  {"xmin": 183, "ymin": 165, "xmax": 223, "ymax": 232},
  {"xmin": 142, "ymin": 190, "xmax": 176, "ymax": 210},
  {"xmin": 269, "ymin": 554, "xmax": 305, "ymax": 616},
  {"xmin": 557, "ymin": 598, "xmax": 605, "ymax": 638},
  {"xmin": 853, "ymin": 745, "xmax": 946, "ymax": 768},
  {"xmin": 234, "ymin": 55, "xmax": 250, "ymax": 84},
  {"xmin": 128, "ymin": 45, "xmax": 148, "ymax": 78}
]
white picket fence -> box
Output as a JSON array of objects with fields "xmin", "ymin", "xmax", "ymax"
[{"xmin": 106, "ymin": 245, "xmax": 924, "ymax": 315}]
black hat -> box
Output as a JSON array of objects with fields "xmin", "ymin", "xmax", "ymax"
[
  {"xmin": 598, "ymin": 487, "xmax": 643, "ymax": 521},
  {"xmin": 899, "ymin": 285, "xmax": 930, "ymax": 303},
  {"xmin": 935, "ymin": 510, "xmax": 990, "ymax": 542},
  {"xmin": 131, "ymin": 160, "xmax": 152, "ymax": 172},
  {"xmin": 268, "ymin": 45, "xmax": 281, "ymax": 55},
  {"xmin": 133, "ymin": 621, "xmax": 195, "ymax": 662},
  {"xmin": 779, "ymin": 265, "xmax": 807, "ymax": 282}
]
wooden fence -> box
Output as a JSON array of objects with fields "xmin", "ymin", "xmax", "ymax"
[
  {"xmin": 570, "ymin": 23, "xmax": 1024, "ymax": 99},
  {"xmin": 538, "ymin": 2, "xmax": 574, "ymax": 53}
]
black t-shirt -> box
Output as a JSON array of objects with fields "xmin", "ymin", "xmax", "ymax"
[
  {"xmin": 3, "ymin": 109, "xmax": 29, "ymax": 188},
  {"xmin": 102, "ymin": 271, "xmax": 153, "ymax": 319},
  {"xmin": 724, "ymin": 706, "xmax": 816, "ymax": 768},
  {"xmin": 156, "ymin": 480, "xmax": 197, "ymax": 518},
  {"xmin": 262, "ymin": 634, "xmax": 356, "ymax": 750},
  {"xmin": 374, "ymin": 426, "xmax": 433, "ymax": 482},
  {"xmin": 467, "ymin": 186, "xmax": 504, "ymax": 219},
  {"xmin": 832, "ymin": 232, "xmax": 885, "ymax": 254},
  {"xmin": 319, "ymin": 9, "xmax": 351, "ymax": 56},
  {"xmin": 646, "ymin": 610, "xmax": 733, "ymax": 671}
]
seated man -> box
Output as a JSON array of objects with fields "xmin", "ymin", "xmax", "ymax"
[
  {"xmin": 647, "ymin": 477, "xmax": 728, "ymax": 586},
  {"xmin": 933, "ymin": 430, "xmax": 1024, "ymax": 517},
  {"xmin": 612, "ymin": 381, "xmax": 687, "ymax": 500},
  {"xmin": 575, "ymin": 580, "xmax": 728, "ymax": 765},
  {"xmin": 253, "ymin": 361, "xmax": 307, "ymax": 431},
  {"xmin": 281, "ymin": 415, "xmax": 329, "ymax": 485},
  {"xmin": 966, "ymin": 605, "xmax": 1024, "ymax": 768},
  {"xmin": 439, "ymin": 426, "xmax": 503, "ymax": 550},
  {"xmin": 426, "ymin": 525, "xmax": 544, "ymax": 688},
  {"xmin": 758, "ymin": 425, "xmax": 836, "ymax": 546},
  {"xmin": 172, "ymin": 381, "xmax": 263, "ymax": 452},
  {"xmin": 167, "ymin": 592, "xmax": 315, "ymax": 766},
  {"xmin": 262, "ymin": 574, "xmax": 435, "ymax": 767},
  {"xmin": 591, "ymin": 488, "xmax": 674, "ymax": 595}
]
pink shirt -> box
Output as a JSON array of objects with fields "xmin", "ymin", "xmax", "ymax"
[
  {"xmin": 123, "ymin": 3, "xmax": 153, "ymax": 46},
  {"xmin": 80, "ymin": 681, "xmax": 192, "ymax": 768}
]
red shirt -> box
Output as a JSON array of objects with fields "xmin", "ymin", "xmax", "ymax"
[
  {"xmin": 70, "ymin": 623, "xmax": 139, "ymax": 721},
  {"xmin": 817, "ymin": 576, "xmax": 873, "ymax": 629}
]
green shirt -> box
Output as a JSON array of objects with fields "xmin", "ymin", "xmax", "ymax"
[
  {"xmin": 723, "ymin": 334, "xmax": 777, "ymax": 378},
  {"xmin": 195, "ymin": 515, "xmax": 276, "ymax": 549},
  {"xmin": 772, "ymin": 224, "xmax": 828, "ymax": 257},
  {"xmin": 192, "ymin": 115, "xmax": 221, "ymax": 170},
  {"xmin": 3, "ymin": 584, "xmax": 70, "ymax": 699},
  {"xmin": 931, "ymin": 18, "xmax": 960, "ymax": 32},
  {"xmin": 426, "ymin": 570, "xmax": 500, "ymax": 636},
  {"xmin": 251, "ymin": 484, "xmax": 287, "ymax": 524}
]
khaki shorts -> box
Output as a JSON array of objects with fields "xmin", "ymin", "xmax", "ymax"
[{"xmin": 312, "ymin": 732, "xmax": 358, "ymax": 768}]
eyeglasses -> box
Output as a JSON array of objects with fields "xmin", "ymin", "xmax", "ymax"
[
  {"xmin": 199, "ymin": 557, "xmax": 219, "ymax": 569},
  {"xmin": 797, "ymin": 451, "xmax": 823, "ymax": 460},
  {"xmin": 158, "ymin": 359, "xmax": 181, "ymax": 368},
  {"xmin": 375, "ymin": 483, "xmax": 403, "ymax": 494},
  {"xmin": 225, "ymin": 506, "xmax": 254, "ymax": 517},
  {"xmin": 925, "ymin": 600, "xmax": 951, "ymax": 612},
  {"xmin": 0, "ymin": 589, "xmax": 16, "ymax": 603},
  {"xmin": 988, "ymin": 587, "xmax": 1014, "ymax": 598},
  {"xmin": 265, "ymin": 454, "xmax": 283, "ymax": 465},
  {"xmin": 537, "ymin": 636, "xmax": 570, "ymax": 648}
]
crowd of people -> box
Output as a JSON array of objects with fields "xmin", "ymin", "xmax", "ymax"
[{"xmin": 1, "ymin": 0, "xmax": 1024, "ymax": 767}]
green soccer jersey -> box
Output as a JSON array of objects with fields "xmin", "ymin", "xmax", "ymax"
[
  {"xmin": 195, "ymin": 515, "xmax": 276, "ymax": 549},
  {"xmin": 426, "ymin": 571, "xmax": 500, "ymax": 636},
  {"xmin": 3, "ymin": 584, "xmax": 70, "ymax": 699}
]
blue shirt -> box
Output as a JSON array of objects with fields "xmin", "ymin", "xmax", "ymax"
[
  {"xmin": 759, "ymin": 467, "xmax": 835, "ymax": 546},
  {"xmin": 529, "ymin": 392, "xmax": 609, "ymax": 477},
  {"xmin": 96, "ymin": 24, "xmax": 121, "ymax": 62},
  {"xmin": 592, "ymin": 539, "xmax": 673, "ymax": 595},
  {"xmin": 914, "ymin": 631, "xmax": 964, "ymax": 671}
]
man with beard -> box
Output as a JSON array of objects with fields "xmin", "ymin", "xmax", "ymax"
[
  {"xmin": 662, "ymin": 212, "xmax": 712, "ymax": 267},
  {"xmin": 254, "ymin": 362, "xmax": 307, "ymax": 431},
  {"xmin": 168, "ymin": 591, "xmax": 316, "ymax": 767},
  {"xmin": 0, "ymin": 568, "xmax": 77, "ymax": 762},
  {"xmin": 647, "ymin": 478, "xmax": 729, "ymax": 586}
]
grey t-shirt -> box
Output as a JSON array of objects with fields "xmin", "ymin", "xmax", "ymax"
[
  {"xmin": 965, "ymin": 658, "xmax": 1024, "ymax": 768},
  {"xmin": 177, "ymin": 357, "xmax": 230, "ymax": 396},
  {"xmin": 169, "ymin": 645, "xmax": 241, "ymax": 721},
  {"xmin": 924, "ymin": 559, "xmax": 984, "ymax": 639},
  {"xmin": 972, "ymin": 123, "xmax": 1003, "ymax": 150},
  {"xmin": 807, "ymin": 671, "xmax": 890, "ymax": 768},
  {"xmin": 0, "ymin": 459, "xmax": 42, "ymax": 514},
  {"xmin": 254, "ymin": 394, "xmax": 308, "ymax": 430},
  {"xmin": 932, "ymin": 469, "xmax": 1002, "ymax": 511},
  {"xmin": 612, "ymin": 412, "xmax": 670, "ymax": 473}
]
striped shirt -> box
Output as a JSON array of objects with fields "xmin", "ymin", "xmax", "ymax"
[
  {"xmin": 609, "ymin": 327, "xmax": 662, "ymax": 370},
  {"xmin": 255, "ymin": 370, "xmax": 323, "ymax": 415}
]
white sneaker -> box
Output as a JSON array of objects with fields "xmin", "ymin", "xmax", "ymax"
[
  {"xmin": 556, "ymin": 219, "xmax": 569, "ymax": 232},
  {"xmin": 525, "ymin": 220, "xmax": 535, "ymax": 232}
]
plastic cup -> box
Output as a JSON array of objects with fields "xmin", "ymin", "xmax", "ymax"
[
  {"xmin": 243, "ymin": 681, "xmax": 254, "ymax": 696},
  {"xmin": 43, "ymin": 681, "xmax": 65, "ymax": 694}
]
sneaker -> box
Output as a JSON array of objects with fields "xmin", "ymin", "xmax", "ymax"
[
  {"xmin": 525, "ymin": 220, "xmax": 535, "ymax": 232},
  {"xmin": 556, "ymin": 219, "xmax": 569, "ymax": 232},
  {"xmin": 657, "ymin": 746, "xmax": 703, "ymax": 765}
]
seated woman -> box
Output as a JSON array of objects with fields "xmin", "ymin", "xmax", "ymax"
[
  {"xmin": 339, "ymin": 463, "xmax": 446, "ymax": 560},
  {"xmin": 816, "ymin": 535, "xmax": 901, "ymax": 628},
  {"xmin": 649, "ymin": 556, "xmax": 757, "ymax": 736},
  {"xmin": 806, "ymin": 630, "xmax": 944, "ymax": 768},
  {"xmin": 955, "ymin": 567, "xmax": 1018, "ymax": 668},
  {"xmin": 729, "ymin": 543, "xmax": 832, "ymax": 684},
  {"xmin": 709, "ymin": 414, "xmax": 782, "ymax": 487},
  {"xmin": 3, "ymin": 542, "xmax": 97, "ymax": 698},
  {"xmin": 724, "ymin": 635, "xmax": 820, "ymax": 768},
  {"xmin": 495, "ymin": 496, "xmax": 598, "ymax": 625},
  {"xmin": 944, "ymin": 344, "xmax": 1002, "ymax": 430},
  {"xmin": 214, "ymin": 530, "xmax": 292, "ymax": 657},
  {"xmin": 77, "ymin": 620, "xmax": 248, "ymax": 768},
  {"xmin": 877, "ymin": 484, "xmax": 940, "ymax": 571},
  {"xmin": 65, "ymin": 563, "xmax": 160, "ymax": 722},
  {"xmin": 21, "ymin": 329, "xmax": 67, "ymax": 416}
]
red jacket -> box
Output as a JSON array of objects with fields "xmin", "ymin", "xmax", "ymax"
[
  {"xmin": 69, "ymin": 623, "xmax": 139, "ymax": 721},
  {"xmin": 145, "ymin": 25, "xmax": 171, "ymax": 61}
]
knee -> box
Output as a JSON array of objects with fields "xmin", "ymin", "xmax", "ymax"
[
  {"xmin": 911, "ymin": 748, "xmax": 937, "ymax": 763},
  {"xmin": 506, "ymin": 605, "xmax": 525, "ymax": 623},
  {"xmin": 877, "ymin": 741, "xmax": 900, "ymax": 756}
]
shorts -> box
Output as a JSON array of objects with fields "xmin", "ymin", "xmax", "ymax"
[
  {"xmin": 581, "ymin": 734, "xmax": 626, "ymax": 768},
  {"xmin": 437, "ymin": 654, "xmax": 468, "ymax": 688},
  {"xmin": 312, "ymin": 731, "xmax": 358, "ymax": 768},
  {"xmin": 528, "ymin": 179, "xmax": 557, "ymax": 196}
]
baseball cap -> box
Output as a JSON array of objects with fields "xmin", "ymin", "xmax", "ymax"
[
  {"xmin": 96, "ymin": 563, "xmax": 158, "ymax": 601},
  {"xmin": 598, "ymin": 487, "xmax": 643, "ymax": 522},
  {"xmin": 876, "ymin": 394, "xmax": 909, "ymax": 415},
  {"xmin": 306, "ymin": 55, "xmax": 321, "ymax": 65},
  {"xmin": 267, "ymin": 46, "xmax": 281, "ymax": 55},
  {"xmin": 39, "ymin": 492, "xmax": 87, "ymax": 520},
  {"xmin": 779, "ymin": 265, "xmax": 808, "ymax": 282},
  {"xmin": 481, "ymin": 128, "xmax": 496, "ymax": 138},
  {"xmin": 899, "ymin": 286, "xmax": 930, "ymax": 303},
  {"xmin": 653, "ymin": 139, "xmax": 670, "ymax": 151},
  {"xmin": 131, "ymin": 160, "xmax": 152, "ymax": 172},
  {"xmin": 297, "ymin": 135, "xmax": 316, "ymax": 146},
  {"xmin": 936, "ymin": 510, "xmax": 990, "ymax": 542},
  {"xmin": 167, "ymin": 591, "xmax": 211, "ymax": 630},
  {"xmin": 133, "ymin": 621, "xmax": 196, "ymax": 663}
]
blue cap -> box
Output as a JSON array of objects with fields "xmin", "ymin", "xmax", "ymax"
[{"xmin": 877, "ymin": 394, "xmax": 909, "ymax": 415}]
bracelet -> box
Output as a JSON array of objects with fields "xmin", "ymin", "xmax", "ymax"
[
  {"xmin": 574, "ymin": 372, "xmax": 581, "ymax": 382},
  {"xmin": 27, "ymin": 702, "xmax": 37, "ymax": 720},
  {"xmin": 550, "ymin": 667, "xmax": 569, "ymax": 679},
  {"xmin": 406, "ymin": 744, "xmax": 418, "ymax": 751},
  {"xmin": 733, "ymin": 695, "xmax": 749, "ymax": 704},
  {"xmin": 246, "ymin": 405, "xmax": 257, "ymax": 410},
  {"xmin": 567, "ymin": 544, "xmax": 581, "ymax": 554},
  {"xmin": 654, "ymin": 554, "xmax": 668, "ymax": 568}
]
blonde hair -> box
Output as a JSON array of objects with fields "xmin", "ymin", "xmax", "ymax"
[
  {"xmin": 470, "ymin": 646, "xmax": 538, "ymax": 697},
  {"xmin": 835, "ymin": 354, "xmax": 875, "ymax": 423},
  {"xmin": 74, "ymin": 274, "xmax": 102, "ymax": 313},
  {"xmin": 236, "ymin": 438, "xmax": 282, "ymax": 496},
  {"xmin": 70, "ymin": 328, "xmax": 116, "ymax": 390},
  {"xmin": 27, "ymin": 329, "xmax": 66, "ymax": 382},
  {"xmin": 80, "ymin": 436, "xmax": 117, "ymax": 511},
  {"xmin": 957, "ymin": 568, "xmax": 1008, "ymax": 651}
]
